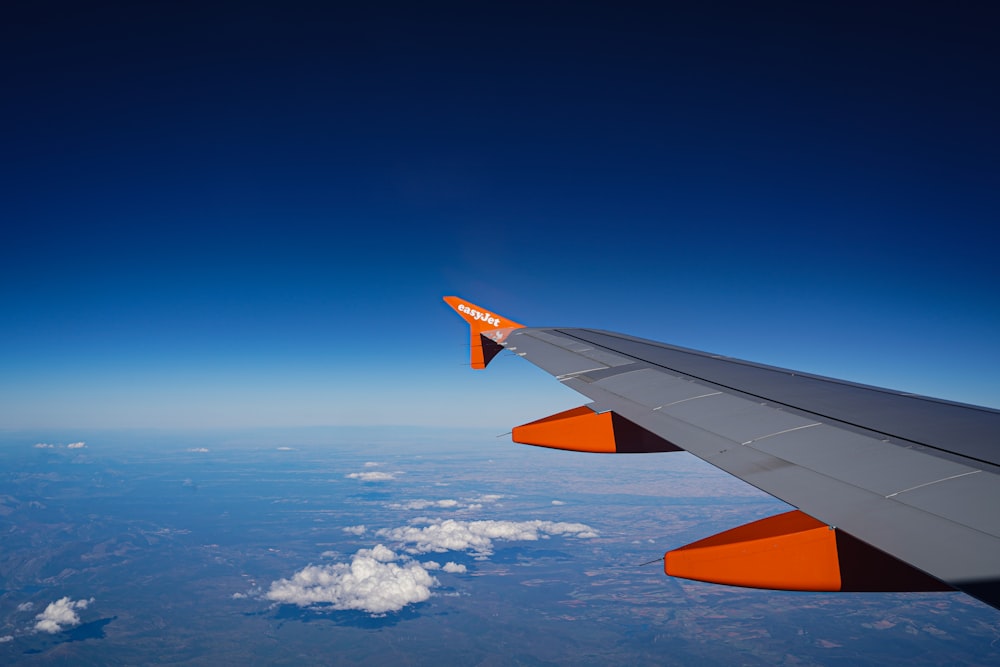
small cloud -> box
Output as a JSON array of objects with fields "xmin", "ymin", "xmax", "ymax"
[
  {"xmin": 187, "ymin": 448, "xmax": 210, "ymax": 453},
  {"xmin": 17, "ymin": 602, "xmax": 34, "ymax": 611},
  {"xmin": 551, "ymin": 500, "xmax": 565, "ymax": 505},
  {"xmin": 231, "ymin": 592, "xmax": 247, "ymax": 599},
  {"xmin": 265, "ymin": 545, "xmax": 437, "ymax": 615},
  {"xmin": 66, "ymin": 442, "xmax": 86, "ymax": 449},
  {"xmin": 363, "ymin": 462, "xmax": 381, "ymax": 467},
  {"xmin": 346, "ymin": 471, "xmax": 399, "ymax": 481},
  {"xmin": 422, "ymin": 560, "xmax": 441, "ymax": 570},
  {"xmin": 342, "ymin": 525, "xmax": 367, "ymax": 536},
  {"xmin": 0, "ymin": 635, "xmax": 11, "ymax": 643},
  {"xmin": 34, "ymin": 597, "xmax": 94, "ymax": 634},
  {"xmin": 276, "ymin": 446, "xmax": 295, "ymax": 451},
  {"xmin": 33, "ymin": 443, "xmax": 54, "ymax": 449}
]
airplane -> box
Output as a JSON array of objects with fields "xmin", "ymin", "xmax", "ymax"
[{"xmin": 444, "ymin": 296, "xmax": 1000, "ymax": 611}]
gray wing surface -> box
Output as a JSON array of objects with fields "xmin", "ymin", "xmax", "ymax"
[{"xmin": 502, "ymin": 326, "xmax": 1000, "ymax": 609}]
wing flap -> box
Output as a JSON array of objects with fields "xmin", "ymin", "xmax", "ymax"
[
  {"xmin": 658, "ymin": 392, "xmax": 821, "ymax": 444},
  {"xmin": 891, "ymin": 470, "xmax": 1000, "ymax": 537},
  {"xmin": 751, "ymin": 424, "xmax": 979, "ymax": 498}
]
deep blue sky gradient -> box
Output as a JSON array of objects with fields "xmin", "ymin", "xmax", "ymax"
[{"xmin": 3, "ymin": 2, "xmax": 998, "ymax": 429}]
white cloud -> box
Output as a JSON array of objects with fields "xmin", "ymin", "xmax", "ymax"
[
  {"xmin": 363, "ymin": 461, "xmax": 381, "ymax": 467},
  {"xmin": 276, "ymin": 446, "xmax": 295, "ymax": 451},
  {"xmin": 17, "ymin": 602, "xmax": 33, "ymax": 611},
  {"xmin": 551, "ymin": 500, "xmax": 566, "ymax": 505},
  {"xmin": 0, "ymin": 635, "xmax": 11, "ymax": 643},
  {"xmin": 267, "ymin": 514, "xmax": 594, "ymax": 617},
  {"xmin": 377, "ymin": 519, "xmax": 598, "ymax": 557},
  {"xmin": 466, "ymin": 494, "xmax": 504, "ymax": 503},
  {"xmin": 232, "ymin": 592, "xmax": 247, "ymax": 599},
  {"xmin": 388, "ymin": 499, "xmax": 460, "ymax": 511},
  {"xmin": 34, "ymin": 597, "xmax": 94, "ymax": 634},
  {"xmin": 346, "ymin": 471, "xmax": 398, "ymax": 481},
  {"xmin": 187, "ymin": 447, "xmax": 209, "ymax": 453},
  {"xmin": 266, "ymin": 545, "xmax": 437, "ymax": 615},
  {"xmin": 422, "ymin": 559, "xmax": 465, "ymax": 573},
  {"xmin": 32, "ymin": 442, "xmax": 88, "ymax": 449},
  {"xmin": 388, "ymin": 494, "xmax": 505, "ymax": 512}
]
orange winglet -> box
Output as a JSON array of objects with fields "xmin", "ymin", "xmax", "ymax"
[
  {"xmin": 513, "ymin": 405, "xmax": 682, "ymax": 453},
  {"xmin": 664, "ymin": 510, "xmax": 951, "ymax": 592},
  {"xmin": 443, "ymin": 296, "xmax": 524, "ymax": 369}
]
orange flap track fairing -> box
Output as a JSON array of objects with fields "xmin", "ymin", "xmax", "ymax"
[
  {"xmin": 664, "ymin": 510, "xmax": 952, "ymax": 592},
  {"xmin": 513, "ymin": 405, "xmax": 682, "ymax": 453}
]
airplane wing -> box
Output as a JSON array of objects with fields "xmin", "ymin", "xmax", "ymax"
[{"xmin": 444, "ymin": 296, "xmax": 1000, "ymax": 610}]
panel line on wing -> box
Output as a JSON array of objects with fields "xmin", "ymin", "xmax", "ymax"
[
  {"xmin": 885, "ymin": 470, "xmax": 982, "ymax": 499},
  {"xmin": 742, "ymin": 422, "xmax": 822, "ymax": 446},
  {"xmin": 653, "ymin": 391, "xmax": 722, "ymax": 409},
  {"xmin": 557, "ymin": 368, "xmax": 609, "ymax": 381}
]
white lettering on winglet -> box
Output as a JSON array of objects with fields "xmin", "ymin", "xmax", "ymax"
[{"xmin": 457, "ymin": 303, "xmax": 502, "ymax": 327}]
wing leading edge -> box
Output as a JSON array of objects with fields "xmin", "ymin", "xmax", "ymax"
[{"xmin": 444, "ymin": 296, "xmax": 1000, "ymax": 611}]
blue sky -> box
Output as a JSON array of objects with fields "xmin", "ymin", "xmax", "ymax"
[{"xmin": 2, "ymin": 2, "xmax": 998, "ymax": 430}]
